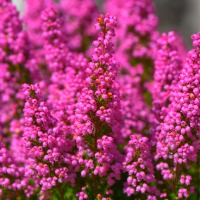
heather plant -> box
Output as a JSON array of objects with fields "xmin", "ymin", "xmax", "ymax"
[
  {"xmin": 0, "ymin": 0, "xmax": 31, "ymax": 134},
  {"xmin": 73, "ymin": 13, "xmax": 123, "ymax": 199},
  {"xmin": 105, "ymin": 0, "xmax": 159, "ymax": 140},
  {"xmin": 154, "ymin": 32, "xmax": 200, "ymax": 199},
  {"xmin": 1, "ymin": 0, "xmax": 200, "ymax": 199},
  {"xmin": 152, "ymin": 31, "xmax": 184, "ymax": 121}
]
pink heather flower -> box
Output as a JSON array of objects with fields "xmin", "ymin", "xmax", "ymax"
[
  {"xmin": 0, "ymin": 0, "xmax": 30, "ymax": 130},
  {"xmin": 41, "ymin": 7, "xmax": 88, "ymax": 132},
  {"xmin": 73, "ymin": 13, "xmax": 123, "ymax": 199},
  {"xmin": 41, "ymin": 6, "xmax": 67, "ymax": 72},
  {"xmin": 154, "ymin": 32, "xmax": 200, "ymax": 198},
  {"xmin": 0, "ymin": 0, "xmax": 200, "ymax": 199},
  {"xmin": 178, "ymin": 188, "xmax": 189, "ymax": 199},
  {"xmin": 104, "ymin": 0, "xmax": 158, "ymax": 76},
  {"xmin": 47, "ymin": 54, "xmax": 87, "ymax": 126},
  {"xmin": 155, "ymin": 32, "xmax": 200, "ymax": 161},
  {"xmin": 180, "ymin": 175, "xmax": 192, "ymax": 186},
  {"xmin": 0, "ymin": 136, "xmax": 36, "ymax": 197},
  {"xmin": 74, "ymin": 13, "xmax": 121, "ymax": 141},
  {"xmin": 0, "ymin": 4, "xmax": 32, "ymax": 197},
  {"xmin": 22, "ymin": 84, "xmax": 76, "ymax": 192},
  {"xmin": 23, "ymin": 0, "xmax": 57, "ymax": 82},
  {"xmin": 23, "ymin": 0, "xmax": 55, "ymax": 48},
  {"xmin": 59, "ymin": 0, "xmax": 98, "ymax": 52},
  {"xmin": 152, "ymin": 31, "xmax": 183, "ymax": 121},
  {"xmin": 105, "ymin": 0, "xmax": 159, "ymax": 139},
  {"xmin": 95, "ymin": 136, "xmax": 123, "ymax": 185},
  {"xmin": 76, "ymin": 187, "xmax": 88, "ymax": 200},
  {"xmin": 119, "ymin": 75, "xmax": 153, "ymax": 138},
  {"xmin": 123, "ymin": 135, "xmax": 157, "ymax": 198}
]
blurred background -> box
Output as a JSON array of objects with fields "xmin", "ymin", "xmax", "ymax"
[
  {"xmin": 12, "ymin": 0, "xmax": 200, "ymax": 48},
  {"xmin": 153, "ymin": 0, "xmax": 200, "ymax": 48}
]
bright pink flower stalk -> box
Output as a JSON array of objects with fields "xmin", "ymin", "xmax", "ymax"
[
  {"xmin": 73, "ymin": 13, "xmax": 123, "ymax": 199},
  {"xmin": 104, "ymin": 0, "xmax": 158, "ymax": 77},
  {"xmin": 41, "ymin": 7, "xmax": 88, "ymax": 132},
  {"xmin": 105, "ymin": 0, "xmax": 159, "ymax": 139},
  {"xmin": 155, "ymin": 32, "xmax": 200, "ymax": 198},
  {"xmin": 0, "ymin": 0, "xmax": 30, "ymax": 132},
  {"xmin": 152, "ymin": 31, "xmax": 183, "ymax": 121},
  {"xmin": 1, "ymin": 0, "xmax": 200, "ymax": 199},
  {"xmin": 22, "ymin": 84, "xmax": 76, "ymax": 197},
  {"xmin": 123, "ymin": 135, "xmax": 157, "ymax": 199}
]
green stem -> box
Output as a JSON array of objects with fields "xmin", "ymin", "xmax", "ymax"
[
  {"xmin": 93, "ymin": 119, "xmax": 99, "ymax": 198},
  {"xmin": 57, "ymin": 185, "xmax": 65, "ymax": 200},
  {"xmin": 172, "ymin": 164, "xmax": 179, "ymax": 195}
]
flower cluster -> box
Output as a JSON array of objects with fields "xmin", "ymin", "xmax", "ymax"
[
  {"xmin": 73, "ymin": 13, "xmax": 123, "ymax": 198},
  {"xmin": 0, "ymin": 0, "xmax": 30, "ymax": 133},
  {"xmin": 105, "ymin": 0, "xmax": 159, "ymax": 140},
  {"xmin": 152, "ymin": 31, "xmax": 183, "ymax": 121},
  {"xmin": 123, "ymin": 135, "xmax": 157, "ymax": 199},
  {"xmin": 41, "ymin": 6, "xmax": 67, "ymax": 72},
  {"xmin": 1, "ymin": 0, "xmax": 200, "ymax": 199},
  {"xmin": 22, "ymin": 83, "xmax": 76, "ymax": 196},
  {"xmin": 154, "ymin": 32, "xmax": 200, "ymax": 198},
  {"xmin": 0, "ymin": 140, "xmax": 27, "ymax": 197}
]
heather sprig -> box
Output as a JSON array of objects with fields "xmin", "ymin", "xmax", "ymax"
[
  {"xmin": 104, "ymin": 0, "xmax": 159, "ymax": 141},
  {"xmin": 41, "ymin": 7, "xmax": 88, "ymax": 132},
  {"xmin": 154, "ymin": 32, "xmax": 200, "ymax": 199},
  {"xmin": 152, "ymin": 31, "xmax": 183, "ymax": 121},
  {"xmin": 73, "ymin": 13, "xmax": 123, "ymax": 199},
  {"xmin": 0, "ymin": 0, "xmax": 200, "ymax": 199},
  {"xmin": 0, "ymin": 0, "xmax": 30, "ymax": 132},
  {"xmin": 22, "ymin": 84, "xmax": 77, "ymax": 197},
  {"xmin": 123, "ymin": 135, "xmax": 157, "ymax": 199}
]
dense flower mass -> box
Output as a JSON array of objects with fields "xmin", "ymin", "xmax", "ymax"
[
  {"xmin": 154, "ymin": 32, "xmax": 200, "ymax": 199},
  {"xmin": 0, "ymin": 0, "xmax": 200, "ymax": 199},
  {"xmin": 0, "ymin": 0, "xmax": 30, "ymax": 132},
  {"xmin": 22, "ymin": 83, "xmax": 76, "ymax": 196},
  {"xmin": 152, "ymin": 31, "xmax": 183, "ymax": 121},
  {"xmin": 123, "ymin": 135, "xmax": 157, "ymax": 198}
]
